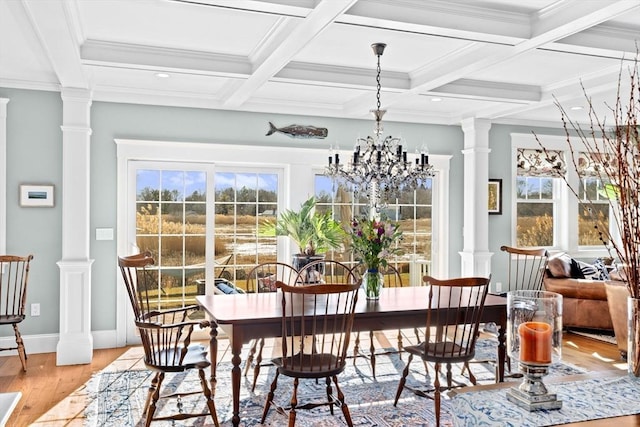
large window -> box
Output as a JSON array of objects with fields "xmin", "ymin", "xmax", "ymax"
[
  {"xmin": 135, "ymin": 168, "xmax": 208, "ymax": 311},
  {"xmin": 314, "ymin": 175, "xmax": 433, "ymax": 279},
  {"xmin": 213, "ymin": 171, "xmax": 279, "ymax": 283},
  {"xmin": 511, "ymin": 134, "xmax": 613, "ymax": 254}
]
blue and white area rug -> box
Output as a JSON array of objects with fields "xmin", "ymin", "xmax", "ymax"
[
  {"xmin": 452, "ymin": 374, "xmax": 640, "ymax": 426},
  {"xmin": 38, "ymin": 338, "xmax": 637, "ymax": 426},
  {"xmin": 71, "ymin": 338, "xmax": 617, "ymax": 427}
]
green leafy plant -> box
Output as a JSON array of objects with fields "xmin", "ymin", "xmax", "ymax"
[{"xmin": 259, "ymin": 196, "xmax": 345, "ymax": 256}]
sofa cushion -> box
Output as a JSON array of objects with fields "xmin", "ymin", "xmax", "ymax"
[{"xmin": 548, "ymin": 253, "xmax": 572, "ymax": 278}]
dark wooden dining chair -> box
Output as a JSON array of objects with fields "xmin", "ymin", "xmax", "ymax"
[
  {"xmin": 0, "ymin": 254, "xmax": 34, "ymax": 372},
  {"xmin": 261, "ymin": 280, "xmax": 360, "ymax": 427},
  {"xmin": 295, "ymin": 259, "xmax": 357, "ymax": 285},
  {"xmin": 475, "ymin": 246, "xmax": 549, "ymax": 376},
  {"xmin": 118, "ymin": 252, "xmax": 219, "ymax": 427},
  {"xmin": 393, "ymin": 275, "xmax": 490, "ymax": 427},
  {"xmin": 243, "ymin": 261, "xmax": 299, "ymax": 391},
  {"xmin": 351, "ymin": 263, "xmax": 406, "ymax": 378},
  {"xmin": 501, "ymin": 245, "xmax": 549, "ymax": 293}
]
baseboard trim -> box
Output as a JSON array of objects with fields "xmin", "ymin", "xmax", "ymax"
[{"xmin": 0, "ymin": 329, "xmax": 122, "ymax": 356}]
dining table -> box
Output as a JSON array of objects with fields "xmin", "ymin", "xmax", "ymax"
[{"xmin": 197, "ymin": 286, "xmax": 507, "ymax": 427}]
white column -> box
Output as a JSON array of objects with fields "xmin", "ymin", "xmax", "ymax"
[
  {"xmin": 459, "ymin": 118, "xmax": 493, "ymax": 277},
  {"xmin": 56, "ymin": 88, "xmax": 94, "ymax": 365}
]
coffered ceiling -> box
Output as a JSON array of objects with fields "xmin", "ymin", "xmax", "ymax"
[{"xmin": 1, "ymin": 0, "xmax": 639, "ymax": 128}]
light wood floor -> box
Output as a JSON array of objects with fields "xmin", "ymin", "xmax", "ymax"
[{"xmin": 0, "ymin": 331, "xmax": 638, "ymax": 426}]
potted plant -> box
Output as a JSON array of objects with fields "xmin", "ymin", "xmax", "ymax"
[{"xmin": 259, "ymin": 196, "xmax": 346, "ymax": 270}]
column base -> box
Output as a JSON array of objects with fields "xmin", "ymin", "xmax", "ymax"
[{"xmin": 56, "ymin": 334, "xmax": 93, "ymax": 365}]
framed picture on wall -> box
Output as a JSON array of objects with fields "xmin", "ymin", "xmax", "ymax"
[
  {"xmin": 488, "ymin": 179, "xmax": 502, "ymax": 215},
  {"xmin": 20, "ymin": 184, "xmax": 55, "ymax": 207}
]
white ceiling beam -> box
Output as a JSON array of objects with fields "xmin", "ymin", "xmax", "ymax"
[
  {"xmin": 21, "ymin": 0, "xmax": 88, "ymax": 89},
  {"xmin": 360, "ymin": 0, "xmax": 639, "ymax": 117},
  {"xmin": 222, "ymin": 0, "xmax": 358, "ymax": 108},
  {"xmin": 81, "ymin": 40, "xmax": 253, "ymax": 78}
]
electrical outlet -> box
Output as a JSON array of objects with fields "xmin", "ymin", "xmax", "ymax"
[
  {"xmin": 31, "ymin": 303, "xmax": 40, "ymax": 317},
  {"xmin": 495, "ymin": 282, "xmax": 503, "ymax": 293}
]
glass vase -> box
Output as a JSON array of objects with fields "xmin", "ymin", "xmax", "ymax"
[
  {"xmin": 506, "ymin": 290, "xmax": 563, "ymax": 411},
  {"xmin": 362, "ymin": 269, "xmax": 383, "ymax": 300}
]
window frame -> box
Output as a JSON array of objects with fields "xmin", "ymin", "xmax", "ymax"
[{"xmin": 511, "ymin": 133, "xmax": 611, "ymax": 257}]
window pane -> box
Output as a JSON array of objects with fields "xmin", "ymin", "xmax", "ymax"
[
  {"xmin": 579, "ymin": 203, "xmax": 610, "ymax": 246},
  {"xmin": 516, "ymin": 203, "xmax": 553, "ymax": 246},
  {"xmin": 215, "ymin": 171, "xmax": 279, "ymax": 285}
]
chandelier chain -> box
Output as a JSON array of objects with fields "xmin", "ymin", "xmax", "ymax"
[{"xmin": 376, "ymin": 52, "xmax": 382, "ymax": 115}]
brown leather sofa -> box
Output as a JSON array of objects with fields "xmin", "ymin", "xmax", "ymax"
[{"xmin": 543, "ymin": 271, "xmax": 614, "ymax": 331}]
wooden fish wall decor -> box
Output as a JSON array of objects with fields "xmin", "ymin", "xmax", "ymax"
[{"xmin": 266, "ymin": 122, "xmax": 328, "ymax": 139}]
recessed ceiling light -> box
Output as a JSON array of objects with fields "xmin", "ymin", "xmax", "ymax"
[
  {"xmin": 155, "ymin": 72, "xmax": 170, "ymax": 78},
  {"xmin": 570, "ymin": 106, "xmax": 583, "ymax": 110},
  {"xmin": 431, "ymin": 97, "xmax": 442, "ymax": 102}
]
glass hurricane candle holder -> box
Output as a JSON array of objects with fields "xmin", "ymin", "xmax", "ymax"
[{"xmin": 506, "ymin": 290, "xmax": 563, "ymax": 411}]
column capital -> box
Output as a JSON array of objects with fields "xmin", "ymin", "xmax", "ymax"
[{"xmin": 460, "ymin": 117, "xmax": 492, "ymax": 134}]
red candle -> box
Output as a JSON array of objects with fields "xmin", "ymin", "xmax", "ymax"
[{"xmin": 518, "ymin": 321, "xmax": 552, "ymax": 364}]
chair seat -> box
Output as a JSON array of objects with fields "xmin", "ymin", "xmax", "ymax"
[
  {"xmin": 273, "ymin": 353, "xmax": 345, "ymax": 378},
  {"xmin": 0, "ymin": 315, "xmax": 25, "ymax": 325},
  {"xmin": 147, "ymin": 343, "xmax": 210, "ymax": 371},
  {"xmin": 404, "ymin": 342, "xmax": 474, "ymax": 364}
]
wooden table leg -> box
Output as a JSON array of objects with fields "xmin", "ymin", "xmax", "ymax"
[
  {"xmin": 231, "ymin": 331, "xmax": 242, "ymax": 427},
  {"xmin": 209, "ymin": 323, "xmax": 218, "ymax": 395}
]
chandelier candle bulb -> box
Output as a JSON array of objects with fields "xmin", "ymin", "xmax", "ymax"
[{"xmin": 519, "ymin": 321, "xmax": 552, "ymax": 364}]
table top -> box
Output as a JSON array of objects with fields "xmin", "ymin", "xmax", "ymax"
[{"xmin": 197, "ymin": 286, "xmax": 507, "ymax": 326}]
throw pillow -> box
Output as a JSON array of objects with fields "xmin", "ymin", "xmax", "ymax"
[
  {"xmin": 592, "ymin": 258, "xmax": 611, "ymax": 281},
  {"xmin": 258, "ymin": 274, "xmax": 277, "ymax": 292},
  {"xmin": 547, "ymin": 253, "xmax": 572, "ymax": 278},
  {"xmin": 575, "ymin": 260, "xmax": 600, "ymax": 280}
]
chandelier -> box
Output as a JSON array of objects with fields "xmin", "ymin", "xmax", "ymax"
[{"xmin": 324, "ymin": 43, "xmax": 434, "ymax": 209}]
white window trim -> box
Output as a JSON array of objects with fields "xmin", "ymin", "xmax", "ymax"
[{"xmin": 511, "ymin": 133, "xmax": 611, "ymax": 258}]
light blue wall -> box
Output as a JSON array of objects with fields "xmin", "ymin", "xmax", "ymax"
[
  {"xmin": 3, "ymin": 86, "xmax": 580, "ymax": 341},
  {"xmin": 2, "ymin": 87, "xmax": 466, "ymax": 338},
  {"xmin": 1, "ymin": 87, "xmax": 62, "ymax": 335}
]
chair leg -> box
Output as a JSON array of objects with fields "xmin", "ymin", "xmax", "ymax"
[
  {"xmin": 353, "ymin": 332, "xmax": 361, "ymax": 365},
  {"xmin": 261, "ymin": 370, "xmax": 279, "ymax": 423},
  {"xmin": 13, "ymin": 324, "xmax": 27, "ymax": 372},
  {"xmin": 397, "ymin": 329, "xmax": 403, "ymax": 360},
  {"xmin": 394, "ymin": 353, "xmax": 413, "ymax": 406},
  {"xmin": 251, "ymin": 338, "xmax": 267, "ymax": 392},
  {"xmin": 369, "ymin": 330, "xmax": 376, "ymax": 379},
  {"xmin": 434, "ymin": 363, "xmax": 442, "ymax": 427},
  {"xmin": 243, "ymin": 339, "xmax": 257, "ymax": 377},
  {"xmin": 289, "ymin": 377, "xmax": 299, "ymax": 427},
  {"xmin": 325, "ymin": 376, "xmax": 334, "ymax": 415},
  {"xmin": 333, "ymin": 375, "xmax": 353, "ymax": 427},
  {"xmin": 198, "ymin": 368, "xmax": 220, "ymax": 427},
  {"xmin": 145, "ymin": 372, "xmax": 164, "ymax": 427}
]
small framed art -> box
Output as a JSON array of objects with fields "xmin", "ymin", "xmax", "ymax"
[
  {"xmin": 20, "ymin": 184, "xmax": 55, "ymax": 207},
  {"xmin": 488, "ymin": 179, "xmax": 502, "ymax": 215}
]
